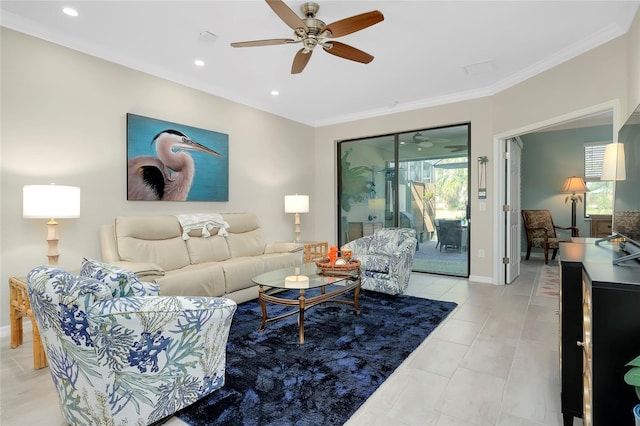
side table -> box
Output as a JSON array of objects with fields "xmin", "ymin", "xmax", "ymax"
[{"xmin": 9, "ymin": 276, "xmax": 48, "ymax": 369}]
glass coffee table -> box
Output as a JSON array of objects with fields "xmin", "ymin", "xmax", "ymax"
[{"xmin": 252, "ymin": 262, "xmax": 361, "ymax": 345}]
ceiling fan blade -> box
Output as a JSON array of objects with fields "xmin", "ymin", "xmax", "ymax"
[
  {"xmin": 266, "ymin": 0, "xmax": 308, "ymax": 32},
  {"xmin": 291, "ymin": 48, "xmax": 313, "ymax": 74},
  {"xmin": 322, "ymin": 10, "xmax": 384, "ymax": 38},
  {"xmin": 231, "ymin": 38, "xmax": 295, "ymax": 48},
  {"xmin": 323, "ymin": 41, "xmax": 373, "ymax": 64}
]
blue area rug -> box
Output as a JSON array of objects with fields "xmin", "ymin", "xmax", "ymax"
[{"xmin": 176, "ymin": 287, "xmax": 457, "ymax": 426}]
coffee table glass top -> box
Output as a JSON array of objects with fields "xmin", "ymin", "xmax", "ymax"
[{"xmin": 252, "ymin": 262, "xmax": 357, "ymax": 289}]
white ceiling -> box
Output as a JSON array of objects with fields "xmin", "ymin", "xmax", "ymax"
[{"xmin": 1, "ymin": 1, "xmax": 638, "ymax": 127}]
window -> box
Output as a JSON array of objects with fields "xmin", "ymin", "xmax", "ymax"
[{"xmin": 584, "ymin": 142, "xmax": 614, "ymax": 215}]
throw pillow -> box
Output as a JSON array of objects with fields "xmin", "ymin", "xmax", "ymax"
[
  {"xmin": 28, "ymin": 266, "xmax": 113, "ymax": 311},
  {"xmin": 81, "ymin": 258, "xmax": 159, "ymax": 297}
]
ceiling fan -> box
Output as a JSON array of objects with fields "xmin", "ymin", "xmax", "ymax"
[
  {"xmin": 230, "ymin": 0, "xmax": 384, "ymax": 74},
  {"xmin": 445, "ymin": 145, "xmax": 467, "ymax": 152},
  {"xmin": 409, "ymin": 132, "xmax": 450, "ymax": 148}
]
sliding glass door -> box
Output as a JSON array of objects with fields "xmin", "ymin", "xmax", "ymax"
[{"xmin": 338, "ymin": 124, "xmax": 470, "ymax": 277}]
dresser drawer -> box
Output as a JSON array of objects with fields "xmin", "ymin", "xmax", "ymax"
[{"xmin": 589, "ymin": 215, "xmax": 612, "ymax": 238}]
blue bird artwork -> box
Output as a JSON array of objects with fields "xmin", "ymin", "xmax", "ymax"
[{"xmin": 126, "ymin": 114, "xmax": 229, "ymax": 201}]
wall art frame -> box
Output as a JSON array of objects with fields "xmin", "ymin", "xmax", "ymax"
[{"xmin": 126, "ymin": 113, "xmax": 229, "ymax": 201}]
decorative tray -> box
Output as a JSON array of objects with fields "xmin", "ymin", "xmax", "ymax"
[{"xmin": 315, "ymin": 257, "xmax": 360, "ymax": 275}]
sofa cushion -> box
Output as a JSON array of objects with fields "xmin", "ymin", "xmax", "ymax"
[
  {"xmin": 368, "ymin": 228, "xmax": 403, "ymax": 256},
  {"xmin": 226, "ymin": 228, "xmax": 266, "ymax": 257},
  {"xmin": 154, "ymin": 264, "xmax": 226, "ymax": 297},
  {"xmin": 185, "ymin": 235, "xmax": 231, "ymax": 264},
  {"xmin": 224, "ymin": 213, "xmax": 261, "ymax": 233},
  {"xmin": 222, "ymin": 258, "xmax": 265, "ymax": 294},
  {"xmin": 115, "ymin": 216, "xmax": 190, "ymax": 271}
]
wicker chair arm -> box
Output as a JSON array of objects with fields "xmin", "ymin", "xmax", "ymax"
[
  {"xmin": 554, "ymin": 225, "xmax": 580, "ymax": 237},
  {"xmin": 554, "ymin": 225, "xmax": 572, "ymax": 230}
]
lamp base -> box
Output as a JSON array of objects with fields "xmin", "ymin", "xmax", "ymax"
[
  {"xmin": 293, "ymin": 212, "xmax": 302, "ymax": 244},
  {"xmin": 46, "ymin": 220, "xmax": 59, "ymax": 266},
  {"xmin": 569, "ymin": 199, "xmax": 578, "ymax": 237}
]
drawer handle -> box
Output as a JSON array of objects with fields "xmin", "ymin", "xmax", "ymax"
[{"xmin": 577, "ymin": 341, "xmax": 584, "ymax": 347}]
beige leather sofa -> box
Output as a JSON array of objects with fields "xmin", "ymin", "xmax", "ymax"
[{"xmin": 100, "ymin": 213, "xmax": 302, "ymax": 303}]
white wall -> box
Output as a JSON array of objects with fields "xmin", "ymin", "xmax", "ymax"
[{"xmin": 0, "ymin": 28, "xmax": 315, "ymax": 328}]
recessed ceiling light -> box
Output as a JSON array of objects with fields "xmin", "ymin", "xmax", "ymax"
[
  {"xmin": 194, "ymin": 59, "xmax": 205, "ymax": 67},
  {"xmin": 271, "ymin": 90, "xmax": 279, "ymax": 96},
  {"xmin": 62, "ymin": 7, "xmax": 78, "ymax": 17}
]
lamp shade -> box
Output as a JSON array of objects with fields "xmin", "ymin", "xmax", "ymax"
[
  {"xmin": 601, "ymin": 142, "xmax": 626, "ymax": 181},
  {"xmin": 560, "ymin": 177, "xmax": 589, "ymax": 194},
  {"xmin": 23, "ymin": 184, "xmax": 81, "ymax": 218},
  {"xmin": 284, "ymin": 194, "xmax": 309, "ymax": 214}
]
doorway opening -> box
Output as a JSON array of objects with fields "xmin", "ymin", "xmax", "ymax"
[{"xmin": 494, "ymin": 101, "xmax": 619, "ymax": 284}]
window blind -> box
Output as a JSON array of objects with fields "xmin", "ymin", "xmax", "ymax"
[{"xmin": 584, "ymin": 143, "xmax": 608, "ymax": 182}]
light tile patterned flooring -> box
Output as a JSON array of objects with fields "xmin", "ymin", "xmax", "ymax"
[{"xmin": 0, "ymin": 254, "xmax": 581, "ymax": 425}]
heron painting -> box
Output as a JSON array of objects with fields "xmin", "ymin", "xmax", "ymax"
[{"xmin": 127, "ymin": 113, "xmax": 229, "ymax": 201}]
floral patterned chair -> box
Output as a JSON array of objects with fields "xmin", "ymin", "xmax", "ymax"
[
  {"xmin": 521, "ymin": 209, "xmax": 578, "ymax": 264},
  {"xmin": 27, "ymin": 258, "xmax": 237, "ymax": 426},
  {"xmin": 342, "ymin": 227, "xmax": 417, "ymax": 295}
]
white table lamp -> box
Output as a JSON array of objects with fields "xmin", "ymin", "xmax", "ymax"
[
  {"xmin": 284, "ymin": 194, "xmax": 309, "ymax": 243},
  {"xmin": 601, "ymin": 142, "xmax": 626, "ymax": 181},
  {"xmin": 23, "ymin": 184, "xmax": 81, "ymax": 265}
]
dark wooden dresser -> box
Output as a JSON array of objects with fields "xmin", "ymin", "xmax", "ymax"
[{"xmin": 559, "ymin": 240, "xmax": 640, "ymax": 426}]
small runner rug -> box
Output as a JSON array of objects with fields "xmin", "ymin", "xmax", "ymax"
[
  {"xmin": 535, "ymin": 261, "xmax": 560, "ymax": 297},
  {"xmin": 176, "ymin": 287, "xmax": 457, "ymax": 426}
]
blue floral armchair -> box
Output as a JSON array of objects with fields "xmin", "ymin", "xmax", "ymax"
[
  {"xmin": 27, "ymin": 259, "xmax": 237, "ymax": 425},
  {"xmin": 342, "ymin": 228, "xmax": 417, "ymax": 295}
]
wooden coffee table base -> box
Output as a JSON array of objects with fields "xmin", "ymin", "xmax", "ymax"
[{"xmin": 258, "ymin": 279, "xmax": 361, "ymax": 345}]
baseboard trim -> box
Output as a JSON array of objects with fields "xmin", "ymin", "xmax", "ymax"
[
  {"xmin": 0, "ymin": 322, "xmax": 32, "ymax": 339},
  {"xmin": 469, "ymin": 274, "xmax": 495, "ymax": 284}
]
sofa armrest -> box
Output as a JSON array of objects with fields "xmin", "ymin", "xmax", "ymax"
[
  {"xmin": 89, "ymin": 295, "xmax": 237, "ymax": 321},
  {"xmin": 86, "ymin": 296, "xmax": 237, "ymax": 419},
  {"xmin": 264, "ymin": 241, "xmax": 303, "ymax": 254},
  {"xmin": 107, "ymin": 261, "xmax": 166, "ymax": 279},
  {"xmin": 100, "ymin": 224, "xmax": 121, "ymax": 263},
  {"xmin": 342, "ymin": 235, "xmax": 374, "ymax": 255},
  {"xmin": 392, "ymin": 237, "xmax": 419, "ymax": 257},
  {"xmin": 88, "ymin": 296, "xmax": 237, "ymax": 363}
]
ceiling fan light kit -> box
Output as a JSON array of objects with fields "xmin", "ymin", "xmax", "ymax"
[{"xmin": 231, "ymin": 0, "xmax": 384, "ymax": 74}]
